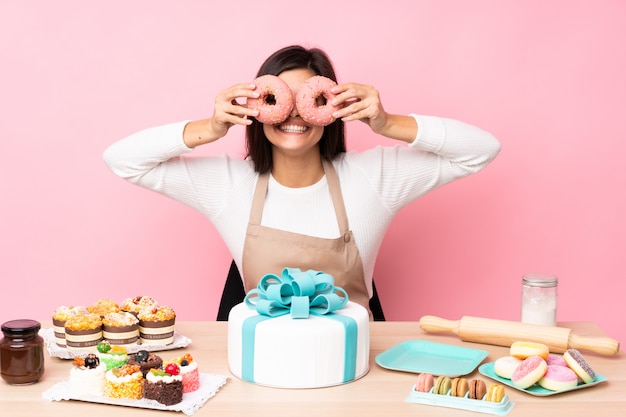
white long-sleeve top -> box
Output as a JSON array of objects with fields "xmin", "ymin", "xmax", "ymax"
[{"xmin": 103, "ymin": 114, "xmax": 500, "ymax": 295}]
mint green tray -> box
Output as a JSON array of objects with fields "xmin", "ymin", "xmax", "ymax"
[
  {"xmin": 406, "ymin": 385, "xmax": 515, "ymax": 416},
  {"xmin": 479, "ymin": 362, "xmax": 608, "ymax": 396},
  {"xmin": 375, "ymin": 340, "xmax": 489, "ymax": 377}
]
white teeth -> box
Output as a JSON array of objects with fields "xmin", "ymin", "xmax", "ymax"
[{"xmin": 279, "ymin": 124, "xmax": 307, "ymax": 133}]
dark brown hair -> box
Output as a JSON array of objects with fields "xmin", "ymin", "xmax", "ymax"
[{"xmin": 245, "ymin": 45, "xmax": 346, "ymax": 173}]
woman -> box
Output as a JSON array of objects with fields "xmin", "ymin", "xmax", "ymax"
[{"xmin": 103, "ymin": 45, "xmax": 501, "ymax": 319}]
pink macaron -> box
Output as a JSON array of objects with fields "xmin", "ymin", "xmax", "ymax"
[
  {"xmin": 538, "ymin": 365, "xmax": 578, "ymax": 391},
  {"xmin": 415, "ymin": 373, "xmax": 434, "ymax": 393},
  {"xmin": 511, "ymin": 355, "xmax": 547, "ymax": 389}
]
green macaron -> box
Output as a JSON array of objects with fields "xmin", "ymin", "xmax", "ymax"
[{"xmin": 434, "ymin": 375, "xmax": 452, "ymax": 395}]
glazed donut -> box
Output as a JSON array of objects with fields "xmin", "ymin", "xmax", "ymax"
[
  {"xmin": 247, "ymin": 75, "xmax": 294, "ymax": 124},
  {"xmin": 295, "ymin": 75, "xmax": 340, "ymax": 126}
]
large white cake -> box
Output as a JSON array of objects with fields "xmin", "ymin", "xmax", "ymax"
[{"xmin": 228, "ymin": 300, "xmax": 370, "ymax": 388}]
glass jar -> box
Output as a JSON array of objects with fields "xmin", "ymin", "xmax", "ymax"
[
  {"xmin": 521, "ymin": 273, "xmax": 558, "ymax": 326},
  {"xmin": 1, "ymin": 319, "xmax": 45, "ymax": 385}
]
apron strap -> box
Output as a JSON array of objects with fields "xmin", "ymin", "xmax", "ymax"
[{"xmin": 249, "ymin": 160, "xmax": 350, "ymax": 235}]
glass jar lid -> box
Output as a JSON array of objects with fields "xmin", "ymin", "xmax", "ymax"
[
  {"xmin": 1, "ymin": 319, "xmax": 41, "ymax": 335},
  {"xmin": 522, "ymin": 273, "xmax": 558, "ymax": 287}
]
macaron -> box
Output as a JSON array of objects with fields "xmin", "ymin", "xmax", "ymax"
[
  {"xmin": 511, "ymin": 355, "xmax": 548, "ymax": 389},
  {"xmin": 510, "ymin": 341, "xmax": 550, "ymax": 360},
  {"xmin": 451, "ymin": 377, "xmax": 469, "ymax": 397},
  {"xmin": 415, "ymin": 373, "xmax": 434, "ymax": 393},
  {"xmin": 494, "ymin": 356, "xmax": 523, "ymax": 379},
  {"xmin": 486, "ymin": 383, "xmax": 506, "ymax": 402},
  {"xmin": 434, "ymin": 375, "xmax": 451, "ymax": 395},
  {"xmin": 469, "ymin": 379, "xmax": 487, "ymax": 400},
  {"xmin": 563, "ymin": 349, "xmax": 596, "ymax": 383},
  {"xmin": 538, "ymin": 364, "xmax": 578, "ymax": 391}
]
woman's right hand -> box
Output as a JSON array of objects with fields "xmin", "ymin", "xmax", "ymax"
[{"xmin": 183, "ymin": 83, "xmax": 260, "ymax": 148}]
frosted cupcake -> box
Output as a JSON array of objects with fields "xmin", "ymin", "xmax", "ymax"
[
  {"xmin": 64, "ymin": 313, "xmax": 102, "ymax": 352},
  {"xmin": 120, "ymin": 296, "xmax": 158, "ymax": 317},
  {"xmin": 104, "ymin": 364, "xmax": 144, "ymax": 400},
  {"xmin": 69, "ymin": 354, "xmax": 106, "ymax": 397},
  {"xmin": 51, "ymin": 305, "xmax": 88, "ymax": 347},
  {"xmin": 138, "ymin": 306, "xmax": 176, "ymax": 345},
  {"xmin": 88, "ymin": 299, "xmax": 120, "ymax": 317},
  {"xmin": 102, "ymin": 311, "xmax": 139, "ymax": 348}
]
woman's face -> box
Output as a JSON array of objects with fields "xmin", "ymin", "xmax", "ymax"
[{"xmin": 263, "ymin": 68, "xmax": 325, "ymax": 159}]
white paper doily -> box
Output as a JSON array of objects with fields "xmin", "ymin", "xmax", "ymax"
[
  {"xmin": 41, "ymin": 328, "xmax": 192, "ymax": 359},
  {"xmin": 42, "ymin": 372, "xmax": 228, "ymax": 415}
]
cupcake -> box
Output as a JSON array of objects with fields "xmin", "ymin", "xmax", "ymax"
[
  {"xmin": 143, "ymin": 364, "xmax": 183, "ymax": 405},
  {"xmin": 120, "ymin": 296, "xmax": 158, "ymax": 317},
  {"xmin": 165, "ymin": 353, "xmax": 200, "ymax": 393},
  {"xmin": 127, "ymin": 349, "xmax": 163, "ymax": 377},
  {"xmin": 138, "ymin": 306, "xmax": 176, "ymax": 345},
  {"xmin": 88, "ymin": 299, "xmax": 120, "ymax": 317},
  {"xmin": 97, "ymin": 342, "xmax": 129, "ymax": 371},
  {"xmin": 51, "ymin": 305, "xmax": 88, "ymax": 347},
  {"xmin": 69, "ymin": 354, "xmax": 106, "ymax": 397},
  {"xmin": 102, "ymin": 311, "xmax": 139, "ymax": 348},
  {"xmin": 104, "ymin": 364, "xmax": 144, "ymax": 400},
  {"xmin": 64, "ymin": 313, "xmax": 103, "ymax": 352}
]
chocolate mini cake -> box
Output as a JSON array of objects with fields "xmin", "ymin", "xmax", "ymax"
[
  {"xmin": 127, "ymin": 349, "xmax": 163, "ymax": 377},
  {"xmin": 144, "ymin": 365, "xmax": 183, "ymax": 406}
]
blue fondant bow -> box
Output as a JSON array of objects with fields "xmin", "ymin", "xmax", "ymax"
[{"xmin": 244, "ymin": 268, "xmax": 348, "ymax": 319}]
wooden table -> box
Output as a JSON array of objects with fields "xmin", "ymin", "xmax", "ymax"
[{"xmin": 2, "ymin": 321, "xmax": 624, "ymax": 416}]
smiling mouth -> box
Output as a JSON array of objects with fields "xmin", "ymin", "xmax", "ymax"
[{"xmin": 278, "ymin": 124, "xmax": 308, "ymax": 134}]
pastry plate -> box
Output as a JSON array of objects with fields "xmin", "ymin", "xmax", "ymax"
[
  {"xmin": 41, "ymin": 328, "xmax": 192, "ymax": 359},
  {"xmin": 375, "ymin": 340, "xmax": 489, "ymax": 377},
  {"xmin": 478, "ymin": 362, "xmax": 608, "ymax": 396},
  {"xmin": 42, "ymin": 372, "xmax": 228, "ymax": 416}
]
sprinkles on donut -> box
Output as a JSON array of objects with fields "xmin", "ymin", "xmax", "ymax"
[
  {"xmin": 296, "ymin": 75, "xmax": 340, "ymax": 126},
  {"xmin": 247, "ymin": 74, "xmax": 294, "ymax": 124}
]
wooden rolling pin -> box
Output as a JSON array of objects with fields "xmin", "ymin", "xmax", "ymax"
[{"xmin": 419, "ymin": 315, "xmax": 620, "ymax": 356}]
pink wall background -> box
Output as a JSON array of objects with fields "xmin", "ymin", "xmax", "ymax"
[{"xmin": 1, "ymin": 1, "xmax": 624, "ymax": 344}]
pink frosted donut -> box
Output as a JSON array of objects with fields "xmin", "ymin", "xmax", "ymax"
[
  {"xmin": 538, "ymin": 365, "xmax": 578, "ymax": 391},
  {"xmin": 511, "ymin": 355, "xmax": 547, "ymax": 389},
  {"xmin": 295, "ymin": 75, "xmax": 339, "ymax": 126},
  {"xmin": 247, "ymin": 75, "xmax": 294, "ymax": 124},
  {"xmin": 546, "ymin": 354, "xmax": 568, "ymax": 367}
]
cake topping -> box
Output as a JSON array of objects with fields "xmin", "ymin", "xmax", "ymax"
[
  {"xmin": 102, "ymin": 311, "xmax": 139, "ymax": 327},
  {"xmin": 108, "ymin": 345, "xmax": 128, "ymax": 356},
  {"xmin": 134, "ymin": 350, "xmax": 149, "ymax": 363},
  {"xmin": 164, "ymin": 363, "xmax": 180, "ymax": 376},
  {"xmin": 84, "ymin": 354, "xmax": 100, "ymax": 369},
  {"xmin": 97, "ymin": 341, "xmax": 111, "ymax": 353},
  {"xmin": 138, "ymin": 305, "xmax": 176, "ymax": 321},
  {"xmin": 112, "ymin": 364, "xmax": 140, "ymax": 377}
]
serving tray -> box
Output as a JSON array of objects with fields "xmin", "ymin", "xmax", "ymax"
[
  {"xmin": 376, "ymin": 340, "xmax": 489, "ymax": 377},
  {"xmin": 405, "ymin": 385, "xmax": 515, "ymax": 416},
  {"xmin": 42, "ymin": 372, "xmax": 227, "ymax": 416},
  {"xmin": 478, "ymin": 362, "xmax": 608, "ymax": 396}
]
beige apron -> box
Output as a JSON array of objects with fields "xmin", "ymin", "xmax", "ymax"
[{"xmin": 242, "ymin": 160, "xmax": 372, "ymax": 319}]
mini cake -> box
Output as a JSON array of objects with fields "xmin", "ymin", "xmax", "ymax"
[
  {"xmin": 165, "ymin": 353, "xmax": 200, "ymax": 393},
  {"xmin": 143, "ymin": 363, "xmax": 183, "ymax": 406},
  {"xmin": 64, "ymin": 313, "xmax": 103, "ymax": 352},
  {"xmin": 104, "ymin": 364, "xmax": 144, "ymax": 400},
  {"xmin": 120, "ymin": 296, "xmax": 158, "ymax": 317},
  {"xmin": 138, "ymin": 306, "xmax": 176, "ymax": 345},
  {"xmin": 102, "ymin": 311, "xmax": 139, "ymax": 348},
  {"xmin": 97, "ymin": 342, "xmax": 129, "ymax": 370},
  {"xmin": 127, "ymin": 349, "xmax": 163, "ymax": 377},
  {"xmin": 51, "ymin": 305, "xmax": 88, "ymax": 347},
  {"xmin": 69, "ymin": 354, "xmax": 106, "ymax": 397},
  {"xmin": 88, "ymin": 299, "xmax": 120, "ymax": 317}
]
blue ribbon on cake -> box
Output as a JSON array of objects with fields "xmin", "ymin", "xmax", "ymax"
[{"xmin": 241, "ymin": 268, "xmax": 358, "ymax": 384}]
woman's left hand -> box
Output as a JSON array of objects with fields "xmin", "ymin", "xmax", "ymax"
[{"xmin": 330, "ymin": 83, "xmax": 389, "ymax": 134}]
